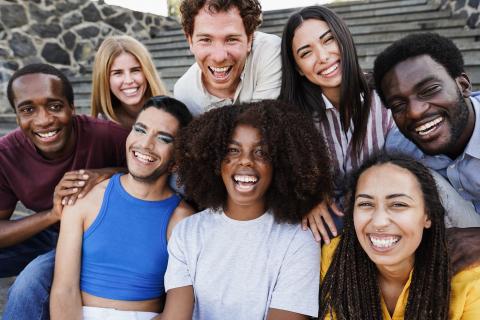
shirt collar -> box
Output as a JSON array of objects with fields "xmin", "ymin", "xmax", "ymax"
[
  {"xmin": 321, "ymin": 94, "xmax": 336, "ymax": 110},
  {"xmin": 464, "ymin": 96, "xmax": 480, "ymax": 159}
]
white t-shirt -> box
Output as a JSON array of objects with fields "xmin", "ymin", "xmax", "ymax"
[
  {"xmin": 164, "ymin": 208, "xmax": 320, "ymax": 319},
  {"xmin": 174, "ymin": 32, "xmax": 282, "ymax": 116}
]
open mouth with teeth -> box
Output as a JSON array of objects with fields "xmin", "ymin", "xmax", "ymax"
[
  {"xmin": 121, "ymin": 87, "xmax": 140, "ymax": 96},
  {"xmin": 208, "ymin": 66, "xmax": 233, "ymax": 80},
  {"xmin": 35, "ymin": 129, "xmax": 60, "ymax": 142},
  {"xmin": 415, "ymin": 116, "xmax": 444, "ymax": 136},
  {"xmin": 368, "ymin": 234, "xmax": 401, "ymax": 251},
  {"xmin": 133, "ymin": 150, "xmax": 156, "ymax": 164},
  {"xmin": 318, "ymin": 62, "xmax": 340, "ymax": 78},
  {"xmin": 233, "ymin": 174, "xmax": 258, "ymax": 192}
]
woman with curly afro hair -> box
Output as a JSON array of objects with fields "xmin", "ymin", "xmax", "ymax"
[{"xmin": 160, "ymin": 100, "xmax": 333, "ymax": 319}]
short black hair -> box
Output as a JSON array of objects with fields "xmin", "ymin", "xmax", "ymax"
[
  {"xmin": 374, "ymin": 32, "xmax": 464, "ymax": 104},
  {"xmin": 175, "ymin": 100, "xmax": 333, "ymax": 223},
  {"xmin": 141, "ymin": 95, "xmax": 193, "ymax": 128},
  {"xmin": 7, "ymin": 63, "xmax": 74, "ymax": 112}
]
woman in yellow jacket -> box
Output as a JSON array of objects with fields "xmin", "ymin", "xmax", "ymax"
[{"xmin": 319, "ymin": 154, "xmax": 480, "ymax": 320}]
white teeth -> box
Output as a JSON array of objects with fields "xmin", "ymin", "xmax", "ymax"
[
  {"xmin": 134, "ymin": 151, "xmax": 155, "ymax": 163},
  {"xmin": 234, "ymin": 175, "xmax": 257, "ymax": 183},
  {"xmin": 122, "ymin": 88, "xmax": 138, "ymax": 94},
  {"xmin": 415, "ymin": 117, "xmax": 443, "ymax": 135},
  {"xmin": 320, "ymin": 63, "xmax": 339, "ymax": 76},
  {"xmin": 37, "ymin": 130, "xmax": 58, "ymax": 138},
  {"xmin": 210, "ymin": 66, "xmax": 230, "ymax": 72},
  {"xmin": 369, "ymin": 235, "xmax": 400, "ymax": 248}
]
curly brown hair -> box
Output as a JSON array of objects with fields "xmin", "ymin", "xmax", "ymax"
[
  {"xmin": 175, "ymin": 100, "xmax": 333, "ymax": 223},
  {"xmin": 319, "ymin": 153, "xmax": 450, "ymax": 320},
  {"xmin": 179, "ymin": 0, "xmax": 262, "ymax": 37}
]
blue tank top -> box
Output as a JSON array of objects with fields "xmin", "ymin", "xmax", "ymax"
[{"xmin": 80, "ymin": 173, "xmax": 181, "ymax": 300}]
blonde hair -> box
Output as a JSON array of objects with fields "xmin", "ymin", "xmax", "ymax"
[{"xmin": 90, "ymin": 35, "xmax": 168, "ymax": 123}]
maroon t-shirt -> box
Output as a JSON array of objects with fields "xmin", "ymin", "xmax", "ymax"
[{"xmin": 0, "ymin": 115, "xmax": 128, "ymax": 213}]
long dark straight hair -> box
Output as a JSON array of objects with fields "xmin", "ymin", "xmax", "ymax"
[
  {"xmin": 279, "ymin": 5, "xmax": 371, "ymax": 155},
  {"xmin": 319, "ymin": 154, "xmax": 451, "ymax": 320}
]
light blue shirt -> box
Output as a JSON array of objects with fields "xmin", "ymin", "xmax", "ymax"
[{"xmin": 386, "ymin": 93, "xmax": 480, "ymax": 213}]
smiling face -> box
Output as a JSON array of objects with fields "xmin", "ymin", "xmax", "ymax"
[
  {"xmin": 126, "ymin": 107, "xmax": 179, "ymax": 183},
  {"xmin": 187, "ymin": 6, "xmax": 253, "ymax": 99},
  {"xmin": 12, "ymin": 73, "xmax": 75, "ymax": 160},
  {"xmin": 292, "ymin": 19, "xmax": 342, "ymax": 99},
  {"xmin": 353, "ymin": 163, "xmax": 431, "ymax": 271},
  {"xmin": 109, "ymin": 52, "xmax": 148, "ymax": 113},
  {"xmin": 221, "ymin": 124, "xmax": 272, "ymax": 218},
  {"xmin": 381, "ymin": 55, "xmax": 475, "ymax": 159}
]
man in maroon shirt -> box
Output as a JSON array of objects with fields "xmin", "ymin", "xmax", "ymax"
[{"xmin": 0, "ymin": 63, "xmax": 128, "ymax": 319}]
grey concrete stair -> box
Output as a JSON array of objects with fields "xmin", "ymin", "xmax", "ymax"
[
  {"xmin": 0, "ymin": 114, "xmax": 17, "ymax": 136},
  {"xmin": 2, "ymin": 0, "xmax": 480, "ymax": 133}
]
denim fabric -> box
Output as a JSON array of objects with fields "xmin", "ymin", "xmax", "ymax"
[
  {"xmin": 0, "ymin": 228, "xmax": 57, "ymax": 277},
  {"xmin": 2, "ymin": 249, "xmax": 56, "ymax": 320}
]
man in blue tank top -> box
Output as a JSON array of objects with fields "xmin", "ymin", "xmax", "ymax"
[{"xmin": 50, "ymin": 96, "xmax": 194, "ymax": 320}]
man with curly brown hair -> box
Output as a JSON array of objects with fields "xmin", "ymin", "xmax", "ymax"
[{"xmin": 174, "ymin": 0, "xmax": 282, "ymax": 116}]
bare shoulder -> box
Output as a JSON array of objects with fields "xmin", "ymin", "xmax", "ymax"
[
  {"xmin": 171, "ymin": 200, "xmax": 195, "ymax": 223},
  {"xmin": 167, "ymin": 200, "xmax": 195, "ymax": 239},
  {"xmin": 62, "ymin": 179, "xmax": 109, "ymax": 221}
]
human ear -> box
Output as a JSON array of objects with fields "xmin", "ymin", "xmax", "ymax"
[
  {"xmin": 186, "ymin": 34, "xmax": 194, "ymax": 52},
  {"xmin": 456, "ymin": 73, "xmax": 472, "ymax": 98},
  {"xmin": 424, "ymin": 218, "xmax": 432, "ymax": 229}
]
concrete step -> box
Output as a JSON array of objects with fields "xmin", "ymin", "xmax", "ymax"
[
  {"xmin": 340, "ymin": 2, "xmax": 441, "ymax": 20},
  {"xmin": 0, "ymin": 114, "xmax": 17, "ymax": 136},
  {"xmin": 144, "ymin": 12, "xmax": 457, "ymax": 52},
  {"xmin": 359, "ymin": 49, "xmax": 480, "ymax": 69},
  {"xmin": 259, "ymin": 18, "xmax": 466, "ymax": 36},
  {"xmin": 261, "ymin": 0, "xmax": 429, "ymax": 22},
  {"xmin": 263, "ymin": 0, "xmax": 439, "ymax": 23},
  {"xmin": 261, "ymin": 10, "xmax": 454, "ymax": 28}
]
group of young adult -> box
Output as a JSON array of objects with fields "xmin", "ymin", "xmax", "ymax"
[{"xmin": 0, "ymin": 0, "xmax": 479, "ymax": 319}]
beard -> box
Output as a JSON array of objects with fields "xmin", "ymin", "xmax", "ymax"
[
  {"xmin": 446, "ymin": 89, "xmax": 470, "ymax": 151},
  {"xmin": 128, "ymin": 161, "xmax": 172, "ymax": 183},
  {"xmin": 424, "ymin": 89, "xmax": 470, "ymax": 157}
]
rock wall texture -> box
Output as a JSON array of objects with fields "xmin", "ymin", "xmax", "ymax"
[
  {"xmin": 439, "ymin": 0, "xmax": 480, "ymax": 27},
  {"xmin": 0, "ymin": 0, "xmax": 177, "ymax": 113}
]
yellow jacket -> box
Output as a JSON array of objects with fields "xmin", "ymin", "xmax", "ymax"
[{"xmin": 321, "ymin": 237, "xmax": 480, "ymax": 320}]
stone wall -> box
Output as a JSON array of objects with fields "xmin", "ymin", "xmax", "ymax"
[
  {"xmin": 438, "ymin": 0, "xmax": 480, "ymax": 27},
  {"xmin": 0, "ymin": 0, "xmax": 177, "ymax": 113}
]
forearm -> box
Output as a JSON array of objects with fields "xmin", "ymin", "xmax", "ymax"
[
  {"xmin": 161, "ymin": 286, "xmax": 194, "ymax": 320},
  {"xmin": 50, "ymin": 287, "xmax": 83, "ymax": 320},
  {"xmin": 0, "ymin": 210, "xmax": 58, "ymax": 248},
  {"xmin": 267, "ymin": 309, "xmax": 309, "ymax": 320},
  {"xmin": 50, "ymin": 202, "xmax": 85, "ymax": 320}
]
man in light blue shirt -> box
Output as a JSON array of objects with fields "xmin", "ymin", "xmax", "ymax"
[{"xmin": 373, "ymin": 33, "xmax": 480, "ymax": 215}]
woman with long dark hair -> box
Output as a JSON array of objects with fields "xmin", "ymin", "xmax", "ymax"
[
  {"xmin": 280, "ymin": 6, "xmax": 394, "ymax": 242},
  {"xmin": 319, "ymin": 154, "xmax": 480, "ymax": 319}
]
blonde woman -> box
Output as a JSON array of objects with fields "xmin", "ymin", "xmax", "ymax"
[{"xmin": 91, "ymin": 35, "xmax": 168, "ymax": 129}]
